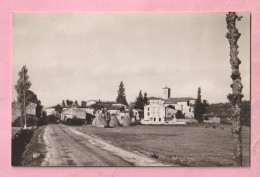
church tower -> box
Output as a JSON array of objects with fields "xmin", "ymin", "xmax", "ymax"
[{"xmin": 162, "ymin": 86, "xmax": 171, "ymax": 99}]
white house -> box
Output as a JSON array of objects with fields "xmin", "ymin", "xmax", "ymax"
[
  {"xmin": 143, "ymin": 103, "xmax": 166, "ymax": 124},
  {"xmin": 132, "ymin": 109, "xmax": 143, "ymax": 121},
  {"xmin": 46, "ymin": 106, "xmax": 57, "ymax": 116},
  {"xmin": 86, "ymin": 100, "xmax": 99, "ymax": 106},
  {"xmin": 142, "ymin": 87, "xmax": 196, "ymax": 124},
  {"xmin": 107, "ymin": 105, "xmax": 125, "ymax": 115}
]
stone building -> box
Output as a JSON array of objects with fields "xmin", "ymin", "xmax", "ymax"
[{"xmin": 142, "ymin": 87, "xmax": 196, "ymax": 124}]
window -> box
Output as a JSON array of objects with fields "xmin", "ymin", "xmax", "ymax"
[
  {"xmin": 148, "ymin": 108, "xmax": 149, "ymax": 111},
  {"xmin": 189, "ymin": 108, "xmax": 191, "ymax": 112},
  {"xmin": 154, "ymin": 118, "xmax": 156, "ymax": 122},
  {"xmin": 181, "ymin": 105, "xmax": 183, "ymax": 111},
  {"xmin": 159, "ymin": 118, "xmax": 161, "ymax": 122},
  {"xmin": 147, "ymin": 112, "xmax": 150, "ymax": 116}
]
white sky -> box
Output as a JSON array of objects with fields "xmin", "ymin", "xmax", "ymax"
[{"xmin": 12, "ymin": 12, "xmax": 250, "ymax": 107}]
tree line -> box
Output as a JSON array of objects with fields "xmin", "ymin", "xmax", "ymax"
[{"xmin": 115, "ymin": 81, "xmax": 148, "ymax": 110}]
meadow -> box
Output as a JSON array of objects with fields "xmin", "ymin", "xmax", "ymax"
[{"xmin": 74, "ymin": 124, "xmax": 250, "ymax": 166}]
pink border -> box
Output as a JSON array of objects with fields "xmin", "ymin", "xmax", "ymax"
[{"xmin": 1, "ymin": 0, "xmax": 260, "ymax": 176}]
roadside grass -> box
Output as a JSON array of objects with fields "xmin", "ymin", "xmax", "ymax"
[
  {"xmin": 21, "ymin": 125, "xmax": 47, "ymax": 166},
  {"xmin": 73, "ymin": 124, "xmax": 250, "ymax": 167}
]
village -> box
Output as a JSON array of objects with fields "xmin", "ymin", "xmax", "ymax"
[
  {"xmin": 11, "ymin": 12, "xmax": 250, "ymax": 167},
  {"xmin": 12, "ymin": 84, "xmax": 222, "ymax": 129}
]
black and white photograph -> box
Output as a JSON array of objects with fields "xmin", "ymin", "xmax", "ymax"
[{"xmin": 11, "ymin": 12, "xmax": 250, "ymax": 167}]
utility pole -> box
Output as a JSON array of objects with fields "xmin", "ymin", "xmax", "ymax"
[{"xmin": 23, "ymin": 67, "xmax": 27, "ymax": 129}]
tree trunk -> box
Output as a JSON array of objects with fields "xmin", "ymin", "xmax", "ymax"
[{"xmin": 226, "ymin": 12, "xmax": 244, "ymax": 166}]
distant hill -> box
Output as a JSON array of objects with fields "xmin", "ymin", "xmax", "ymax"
[{"xmin": 206, "ymin": 101, "xmax": 250, "ymax": 126}]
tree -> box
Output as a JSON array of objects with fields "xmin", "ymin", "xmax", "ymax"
[
  {"xmin": 201, "ymin": 99, "xmax": 209, "ymax": 115},
  {"xmin": 62, "ymin": 100, "xmax": 66, "ymax": 107},
  {"xmin": 55, "ymin": 104, "xmax": 62, "ymax": 119},
  {"xmin": 14, "ymin": 66, "xmax": 32, "ymax": 128},
  {"xmin": 176, "ymin": 110, "xmax": 185, "ymax": 119},
  {"xmin": 36, "ymin": 100, "xmax": 43, "ymax": 119},
  {"xmin": 66, "ymin": 100, "xmax": 73, "ymax": 107},
  {"xmin": 129, "ymin": 107, "xmax": 134, "ymax": 119},
  {"xmin": 73, "ymin": 100, "xmax": 79, "ymax": 107},
  {"xmin": 134, "ymin": 90, "xmax": 144, "ymax": 110},
  {"xmin": 116, "ymin": 81, "xmax": 128, "ymax": 106},
  {"xmin": 81, "ymin": 101, "xmax": 87, "ymax": 107},
  {"xmin": 226, "ymin": 12, "xmax": 244, "ymax": 166},
  {"xmin": 194, "ymin": 87, "xmax": 203, "ymax": 122},
  {"xmin": 143, "ymin": 92, "xmax": 148, "ymax": 106}
]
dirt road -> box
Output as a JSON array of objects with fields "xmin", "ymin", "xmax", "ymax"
[{"xmin": 41, "ymin": 124, "xmax": 168, "ymax": 166}]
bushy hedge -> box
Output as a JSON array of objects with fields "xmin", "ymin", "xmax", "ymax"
[
  {"xmin": 12, "ymin": 115, "xmax": 39, "ymax": 127},
  {"xmin": 12, "ymin": 129, "xmax": 34, "ymax": 166}
]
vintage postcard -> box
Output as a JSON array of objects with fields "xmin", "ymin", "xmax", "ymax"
[{"xmin": 12, "ymin": 12, "xmax": 250, "ymax": 167}]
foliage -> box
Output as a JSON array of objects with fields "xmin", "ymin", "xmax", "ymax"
[
  {"xmin": 62, "ymin": 100, "xmax": 66, "ymax": 107},
  {"xmin": 36, "ymin": 101, "xmax": 43, "ymax": 119},
  {"xmin": 81, "ymin": 101, "xmax": 87, "ymax": 107},
  {"xmin": 129, "ymin": 107, "xmax": 134, "ymax": 118},
  {"xmin": 194, "ymin": 87, "xmax": 209, "ymax": 122},
  {"xmin": 55, "ymin": 104, "xmax": 62, "ymax": 114},
  {"xmin": 73, "ymin": 100, "xmax": 79, "ymax": 107},
  {"xmin": 66, "ymin": 100, "xmax": 73, "ymax": 107},
  {"xmin": 134, "ymin": 90, "xmax": 144, "ymax": 110},
  {"xmin": 116, "ymin": 81, "xmax": 128, "ymax": 106},
  {"xmin": 176, "ymin": 110, "xmax": 185, "ymax": 119},
  {"xmin": 194, "ymin": 87, "xmax": 203, "ymax": 122},
  {"xmin": 143, "ymin": 92, "xmax": 148, "ymax": 105},
  {"xmin": 207, "ymin": 101, "xmax": 250, "ymax": 126},
  {"xmin": 14, "ymin": 66, "xmax": 39, "ymax": 125},
  {"xmin": 12, "ymin": 128, "xmax": 34, "ymax": 166},
  {"xmin": 12, "ymin": 115, "xmax": 38, "ymax": 127}
]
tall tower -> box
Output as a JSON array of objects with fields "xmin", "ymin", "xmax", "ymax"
[{"xmin": 162, "ymin": 86, "xmax": 171, "ymax": 99}]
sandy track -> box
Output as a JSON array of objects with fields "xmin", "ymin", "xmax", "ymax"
[{"xmin": 41, "ymin": 124, "xmax": 168, "ymax": 166}]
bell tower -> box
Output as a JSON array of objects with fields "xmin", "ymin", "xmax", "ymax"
[{"xmin": 162, "ymin": 86, "xmax": 171, "ymax": 99}]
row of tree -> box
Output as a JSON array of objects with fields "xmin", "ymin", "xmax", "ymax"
[{"xmin": 115, "ymin": 81, "xmax": 149, "ymax": 110}]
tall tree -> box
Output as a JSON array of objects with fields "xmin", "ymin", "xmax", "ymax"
[
  {"xmin": 73, "ymin": 100, "xmax": 79, "ymax": 107},
  {"xmin": 14, "ymin": 66, "xmax": 32, "ymax": 128},
  {"xmin": 194, "ymin": 87, "xmax": 203, "ymax": 122},
  {"xmin": 62, "ymin": 100, "xmax": 66, "ymax": 107},
  {"xmin": 143, "ymin": 92, "xmax": 148, "ymax": 106},
  {"xmin": 134, "ymin": 90, "xmax": 144, "ymax": 110},
  {"xmin": 81, "ymin": 101, "xmax": 87, "ymax": 107},
  {"xmin": 201, "ymin": 99, "xmax": 209, "ymax": 115},
  {"xmin": 226, "ymin": 12, "xmax": 243, "ymax": 166},
  {"xmin": 55, "ymin": 104, "xmax": 62, "ymax": 119},
  {"xmin": 116, "ymin": 81, "xmax": 128, "ymax": 106},
  {"xmin": 36, "ymin": 100, "xmax": 43, "ymax": 119}
]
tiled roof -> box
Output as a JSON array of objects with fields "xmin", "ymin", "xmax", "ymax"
[
  {"xmin": 163, "ymin": 97, "xmax": 196, "ymax": 104},
  {"xmin": 148, "ymin": 97, "xmax": 163, "ymax": 100},
  {"xmin": 108, "ymin": 105, "xmax": 125, "ymax": 110}
]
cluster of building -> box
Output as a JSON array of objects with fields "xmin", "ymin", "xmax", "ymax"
[
  {"xmin": 142, "ymin": 87, "xmax": 197, "ymax": 124},
  {"xmin": 45, "ymin": 100, "xmax": 143, "ymax": 124},
  {"xmin": 12, "ymin": 86, "xmax": 222, "ymax": 126}
]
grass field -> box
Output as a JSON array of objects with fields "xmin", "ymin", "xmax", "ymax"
[{"xmin": 73, "ymin": 124, "xmax": 250, "ymax": 166}]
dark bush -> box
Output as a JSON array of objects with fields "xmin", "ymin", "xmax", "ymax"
[
  {"xmin": 12, "ymin": 129, "xmax": 34, "ymax": 166},
  {"xmin": 12, "ymin": 115, "xmax": 38, "ymax": 127}
]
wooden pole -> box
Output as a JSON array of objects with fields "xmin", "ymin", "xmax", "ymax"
[{"xmin": 23, "ymin": 67, "xmax": 27, "ymax": 129}]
